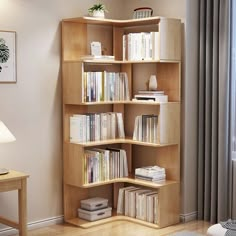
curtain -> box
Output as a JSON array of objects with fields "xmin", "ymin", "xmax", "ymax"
[{"xmin": 197, "ymin": 0, "xmax": 232, "ymax": 223}]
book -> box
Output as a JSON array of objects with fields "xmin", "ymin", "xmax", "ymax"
[
  {"xmin": 135, "ymin": 166, "xmax": 165, "ymax": 177},
  {"xmin": 81, "ymin": 55, "xmax": 115, "ymax": 60},
  {"xmin": 138, "ymin": 90, "xmax": 164, "ymax": 95},
  {"xmin": 116, "ymin": 113, "xmax": 125, "ymax": 138},
  {"xmin": 117, "ymin": 186, "xmax": 136, "ymax": 215}
]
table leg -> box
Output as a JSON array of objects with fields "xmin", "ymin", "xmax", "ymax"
[{"xmin": 18, "ymin": 179, "xmax": 27, "ymax": 236}]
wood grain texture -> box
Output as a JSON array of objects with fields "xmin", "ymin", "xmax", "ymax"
[{"xmin": 27, "ymin": 220, "xmax": 211, "ymax": 236}]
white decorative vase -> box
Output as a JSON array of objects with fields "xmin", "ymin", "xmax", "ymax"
[
  {"xmin": 148, "ymin": 75, "xmax": 158, "ymax": 91},
  {"xmin": 91, "ymin": 10, "xmax": 105, "ymax": 18}
]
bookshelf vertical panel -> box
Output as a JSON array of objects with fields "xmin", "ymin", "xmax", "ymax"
[
  {"xmin": 159, "ymin": 18, "xmax": 181, "ymax": 61},
  {"xmin": 63, "ymin": 61, "xmax": 84, "ymax": 104},
  {"xmin": 64, "ymin": 143, "xmax": 84, "ymax": 187},
  {"xmin": 156, "ymin": 63, "xmax": 181, "ymax": 102},
  {"xmin": 158, "ymin": 183, "xmax": 180, "ymax": 228},
  {"xmin": 158, "ymin": 103, "xmax": 180, "ymax": 144},
  {"xmin": 156, "ymin": 145, "xmax": 180, "ymax": 181},
  {"xmin": 113, "ymin": 27, "xmax": 124, "ymax": 60},
  {"xmin": 62, "ymin": 22, "xmax": 87, "ymax": 61}
]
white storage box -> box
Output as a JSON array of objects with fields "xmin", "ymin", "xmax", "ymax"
[
  {"xmin": 80, "ymin": 197, "xmax": 108, "ymax": 211},
  {"xmin": 78, "ymin": 207, "xmax": 112, "ymax": 221}
]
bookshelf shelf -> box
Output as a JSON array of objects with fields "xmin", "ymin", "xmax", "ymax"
[
  {"xmin": 81, "ymin": 178, "xmax": 178, "ymax": 189},
  {"xmin": 67, "ymin": 213, "xmax": 161, "ymax": 229},
  {"xmin": 68, "ymin": 138, "xmax": 178, "ymax": 147},
  {"xmin": 62, "ymin": 15, "xmax": 181, "ymax": 229}
]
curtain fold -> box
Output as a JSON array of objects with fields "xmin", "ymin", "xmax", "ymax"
[{"xmin": 197, "ymin": 0, "xmax": 231, "ymax": 223}]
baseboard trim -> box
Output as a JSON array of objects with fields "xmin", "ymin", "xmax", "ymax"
[
  {"xmin": 180, "ymin": 212, "xmax": 197, "ymax": 222},
  {"xmin": 0, "ymin": 215, "xmax": 64, "ymax": 236}
]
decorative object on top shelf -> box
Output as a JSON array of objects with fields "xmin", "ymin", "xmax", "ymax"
[
  {"xmin": 148, "ymin": 75, "xmax": 158, "ymax": 91},
  {"xmin": 133, "ymin": 7, "xmax": 153, "ymax": 19},
  {"xmin": 88, "ymin": 3, "xmax": 108, "ymax": 18}
]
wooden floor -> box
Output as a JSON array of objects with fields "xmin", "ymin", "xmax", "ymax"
[{"xmin": 25, "ymin": 220, "xmax": 211, "ymax": 236}]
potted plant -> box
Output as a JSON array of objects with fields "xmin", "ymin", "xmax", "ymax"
[{"xmin": 88, "ymin": 3, "xmax": 107, "ymax": 18}]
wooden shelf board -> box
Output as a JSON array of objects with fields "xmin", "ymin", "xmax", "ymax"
[
  {"xmin": 72, "ymin": 101, "xmax": 180, "ymax": 105},
  {"xmin": 66, "ymin": 214, "xmax": 160, "ymax": 229},
  {"xmin": 68, "ymin": 138, "xmax": 178, "ymax": 147},
  {"xmin": 80, "ymin": 178, "xmax": 178, "ymax": 189},
  {"xmin": 62, "ymin": 16, "xmax": 161, "ymax": 27},
  {"xmin": 63, "ymin": 59, "xmax": 181, "ymax": 64}
]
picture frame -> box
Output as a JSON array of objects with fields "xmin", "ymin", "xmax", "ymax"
[{"xmin": 0, "ymin": 30, "xmax": 16, "ymax": 83}]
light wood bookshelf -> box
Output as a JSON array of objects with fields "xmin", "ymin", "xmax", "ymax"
[{"xmin": 62, "ymin": 16, "xmax": 181, "ymax": 229}]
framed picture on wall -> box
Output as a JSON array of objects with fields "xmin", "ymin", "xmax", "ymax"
[{"xmin": 0, "ymin": 30, "xmax": 16, "ymax": 83}]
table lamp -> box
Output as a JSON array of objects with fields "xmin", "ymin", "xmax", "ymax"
[{"xmin": 0, "ymin": 120, "xmax": 16, "ymax": 175}]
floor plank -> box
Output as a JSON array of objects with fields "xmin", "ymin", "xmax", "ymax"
[{"xmin": 25, "ymin": 220, "xmax": 211, "ymax": 236}]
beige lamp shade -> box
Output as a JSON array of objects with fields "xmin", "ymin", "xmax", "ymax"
[{"xmin": 0, "ymin": 121, "xmax": 16, "ymax": 143}]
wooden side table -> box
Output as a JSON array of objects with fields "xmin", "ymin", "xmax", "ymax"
[{"xmin": 0, "ymin": 170, "xmax": 29, "ymax": 236}]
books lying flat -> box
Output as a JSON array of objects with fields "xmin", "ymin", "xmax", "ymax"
[
  {"xmin": 135, "ymin": 166, "xmax": 165, "ymax": 177},
  {"xmin": 135, "ymin": 175, "xmax": 166, "ymax": 182},
  {"xmin": 134, "ymin": 94, "xmax": 168, "ymax": 102},
  {"xmin": 81, "ymin": 55, "xmax": 115, "ymax": 60},
  {"xmin": 138, "ymin": 90, "xmax": 164, "ymax": 95}
]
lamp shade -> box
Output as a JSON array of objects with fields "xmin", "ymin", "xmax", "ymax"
[{"xmin": 0, "ymin": 121, "xmax": 16, "ymax": 143}]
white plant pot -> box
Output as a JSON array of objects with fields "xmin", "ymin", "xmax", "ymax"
[{"xmin": 91, "ymin": 10, "xmax": 105, "ymax": 18}]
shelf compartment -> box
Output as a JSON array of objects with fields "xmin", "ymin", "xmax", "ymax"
[
  {"xmin": 64, "ymin": 182, "xmax": 179, "ymax": 229},
  {"xmin": 66, "ymin": 213, "xmax": 160, "ymax": 229}
]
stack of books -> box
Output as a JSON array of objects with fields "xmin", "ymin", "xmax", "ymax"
[
  {"xmin": 135, "ymin": 166, "xmax": 166, "ymax": 182},
  {"xmin": 133, "ymin": 90, "xmax": 168, "ymax": 102}
]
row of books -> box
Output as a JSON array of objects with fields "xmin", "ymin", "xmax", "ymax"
[
  {"xmin": 123, "ymin": 32, "xmax": 160, "ymax": 61},
  {"xmin": 135, "ymin": 166, "xmax": 166, "ymax": 182},
  {"xmin": 70, "ymin": 112, "xmax": 125, "ymax": 143},
  {"xmin": 83, "ymin": 71, "xmax": 130, "ymax": 102},
  {"xmin": 133, "ymin": 114, "xmax": 158, "ymax": 143},
  {"xmin": 84, "ymin": 148, "xmax": 128, "ymax": 184},
  {"xmin": 117, "ymin": 186, "xmax": 158, "ymax": 223}
]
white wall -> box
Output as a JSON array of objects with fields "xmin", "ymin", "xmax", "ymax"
[{"xmin": 0, "ymin": 0, "xmax": 123, "ymax": 232}]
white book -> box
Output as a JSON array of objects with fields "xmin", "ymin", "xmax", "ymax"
[
  {"xmin": 146, "ymin": 193, "xmax": 158, "ymax": 223},
  {"xmin": 135, "ymin": 190, "xmax": 151, "ymax": 220},
  {"xmin": 124, "ymin": 187, "xmax": 139, "ymax": 216},
  {"xmin": 117, "ymin": 186, "xmax": 136, "ymax": 215},
  {"xmin": 116, "ymin": 113, "xmax": 125, "ymax": 138},
  {"xmin": 154, "ymin": 194, "xmax": 159, "ymax": 224},
  {"xmin": 133, "ymin": 115, "xmax": 139, "ymax": 141},
  {"xmin": 70, "ymin": 115, "xmax": 85, "ymax": 143},
  {"xmin": 152, "ymin": 31, "xmax": 160, "ymax": 60}
]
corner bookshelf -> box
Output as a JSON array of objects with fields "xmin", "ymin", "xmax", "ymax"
[{"xmin": 62, "ymin": 16, "xmax": 181, "ymax": 229}]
